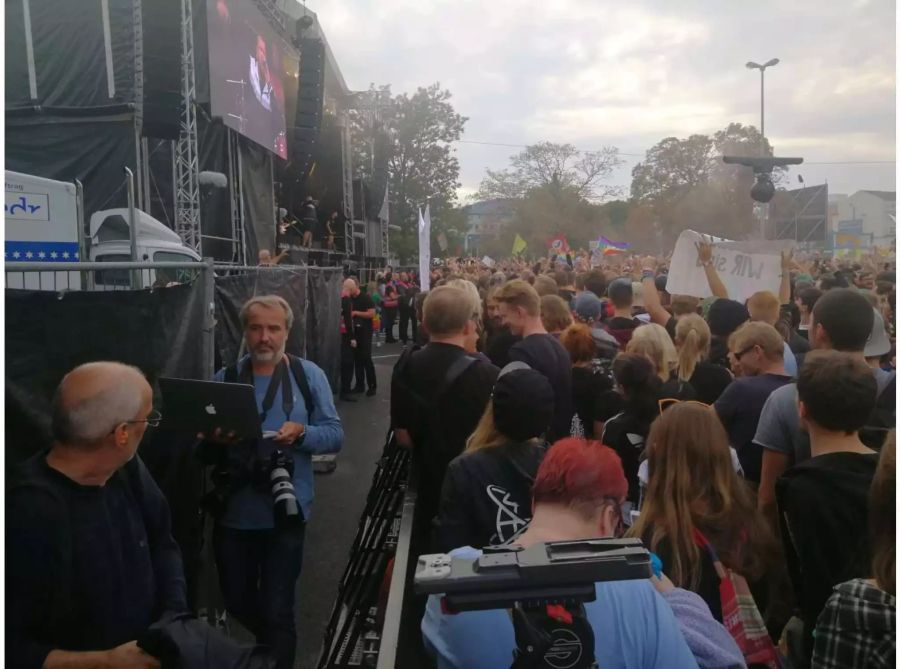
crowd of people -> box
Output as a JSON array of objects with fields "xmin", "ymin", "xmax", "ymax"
[
  {"xmin": 5, "ymin": 236, "xmax": 895, "ymax": 669},
  {"xmin": 339, "ymin": 267, "xmax": 422, "ymax": 401},
  {"xmin": 390, "ymin": 244, "xmax": 897, "ymax": 668}
]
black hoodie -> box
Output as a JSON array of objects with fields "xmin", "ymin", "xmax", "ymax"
[
  {"xmin": 776, "ymin": 451, "xmax": 878, "ymax": 660},
  {"xmin": 436, "ymin": 442, "xmax": 546, "ymax": 553}
]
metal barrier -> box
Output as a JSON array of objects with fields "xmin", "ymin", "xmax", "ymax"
[
  {"xmin": 376, "ymin": 481, "xmax": 417, "ymax": 669},
  {"xmin": 317, "ymin": 434, "xmax": 414, "ymax": 668},
  {"xmin": 5, "ymin": 260, "xmax": 216, "ymax": 378},
  {"xmin": 5, "ymin": 260, "xmax": 207, "ymax": 293}
]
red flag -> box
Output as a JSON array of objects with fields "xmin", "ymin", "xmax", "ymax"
[{"xmin": 547, "ymin": 234, "xmax": 570, "ymax": 254}]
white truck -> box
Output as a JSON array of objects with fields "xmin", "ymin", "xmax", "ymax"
[{"xmin": 5, "ymin": 171, "xmax": 201, "ymax": 290}]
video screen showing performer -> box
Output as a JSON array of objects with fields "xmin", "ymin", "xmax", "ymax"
[{"xmin": 208, "ymin": 0, "xmax": 289, "ymax": 159}]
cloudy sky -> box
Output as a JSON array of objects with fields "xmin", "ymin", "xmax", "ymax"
[{"xmin": 310, "ymin": 0, "xmax": 896, "ymax": 201}]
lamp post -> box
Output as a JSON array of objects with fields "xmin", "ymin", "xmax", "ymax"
[
  {"xmin": 745, "ymin": 58, "xmax": 780, "ymax": 153},
  {"xmin": 746, "ymin": 58, "xmax": 779, "ymax": 240}
]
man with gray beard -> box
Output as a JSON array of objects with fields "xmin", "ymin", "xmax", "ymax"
[{"xmin": 206, "ymin": 294, "xmax": 343, "ymax": 668}]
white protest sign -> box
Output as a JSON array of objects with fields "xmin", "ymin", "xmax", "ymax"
[
  {"xmin": 482, "ymin": 255, "xmax": 495, "ymax": 268},
  {"xmin": 666, "ymin": 229, "xmax": 789, "ymax": 303}
]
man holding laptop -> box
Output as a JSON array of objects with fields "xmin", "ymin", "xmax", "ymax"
[{"xmin": 201, "ymin": 294, "xmax": 343, "ymax": 669}]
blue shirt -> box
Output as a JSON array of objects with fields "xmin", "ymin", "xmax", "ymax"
[
  {"xmin": 214, "ymin": 356, "xmax": 343, "ymax": 529},
  {"xmin": 784, "ymin": 342, "xmax": 798, "ymax": 377},
  {"xmin": 422, "ymin": 547, "xmax": 699, "ymax": 669}
]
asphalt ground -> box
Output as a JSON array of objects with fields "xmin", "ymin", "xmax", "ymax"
[{"xmin": 294, "ymin": 339, "xmax": 404, "ymax": 668}]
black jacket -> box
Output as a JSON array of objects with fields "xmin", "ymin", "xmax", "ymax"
[
  {"xmin": 601, "ymin": 410, "xmax": 655, "ymax": 503},
  {"xmin": 437, "ymin": 442, "xmax": 546, "ymax": 552},
  {"xmin": 776, "ymin": 451, "xmax": 878, "ymax": 660},
  {"xmin": 139, "ymin": 614, "xmax": 275, "ymax": 668},
  {"xmin": 7, "ymin": 454, "xmax": 187, "ymax": 669}
]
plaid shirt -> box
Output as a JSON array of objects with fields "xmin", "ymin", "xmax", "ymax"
[{"xmin": 813, "ymin": 578, "xmax": 896, "ymax": 668}]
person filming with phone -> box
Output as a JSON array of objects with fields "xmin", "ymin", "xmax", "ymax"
[{"xmin": 200, "ymin": 295, "xmax": 343, "ymax": 669}]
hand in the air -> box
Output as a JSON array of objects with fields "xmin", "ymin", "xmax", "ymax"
[{"xmin": 695, "ymin": 237, "xmax": 714, "ymax": 265}]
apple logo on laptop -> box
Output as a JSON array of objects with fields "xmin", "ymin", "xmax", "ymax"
[{"xmin": 205, "ymin": 403, "xmax": 217, "ymax": 415}]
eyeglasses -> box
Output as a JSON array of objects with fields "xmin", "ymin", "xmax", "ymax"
[
  {"xmin": 658, "ymin": 398, "xmax": 712, "ymax": 412},
  {"xmin": 109, "ymin": 409, "xmax": 163, "ymax": 435},
  {"xmin": 732, "ymin": 345, "xmax": 758, "ymax": 360}
]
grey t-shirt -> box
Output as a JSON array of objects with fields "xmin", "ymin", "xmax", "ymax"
[{"xmin": 753, "ymin": 367, "xmax": 895, "ymax": 464}]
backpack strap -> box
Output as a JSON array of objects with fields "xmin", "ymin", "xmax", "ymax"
[
  {"xmin": 392, "ymin": 347, "xmax": 477, "ymax": 435},
  {"xmin": 287, "ymin": 354, "xmax": 315, "ymax": 419},
  {"xmin": 223, "ymin": 362, "xmax": 239, "ymax": 384},
  {"xmin": 434, "ymin": 354, "xmax": 477, "ymax": 403},
  {"xmin": 693, "ymin": 528, "xmax": 729, "ymax": 580}
]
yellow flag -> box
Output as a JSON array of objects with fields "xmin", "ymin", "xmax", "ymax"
[{"xmin": 512, "ymin": 233, "xmax": 527, "ymax": 255}]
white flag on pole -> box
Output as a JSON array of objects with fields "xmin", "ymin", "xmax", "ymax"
[{"xmin": 419, "ymin": 205, "xmax": 432, "ymax": 290}]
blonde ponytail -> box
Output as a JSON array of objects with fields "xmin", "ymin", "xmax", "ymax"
[{"xmin": 675, "ymin": 315, "xmax": 711, "ymax": 382}]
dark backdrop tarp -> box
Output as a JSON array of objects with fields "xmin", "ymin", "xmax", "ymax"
[
  {"xmin": 5, "ymin": 0, "xmax": 135, "ymax": 108},
  {"xmin": 5, "ymin": 280, "xmax": 209, "ymax": 606},
  {"xmin": 213, "ymin": 268, "xmax": 342, "ymax": 388},
  {"xmin": 239, "ymin": 138, "xmax": 276, "ymax": 263},
  {"xmin": 306, "ymin": 268, "xmax": 342, "ymax": 387},
  {"xmin": 5, "ymin": 1, "xmax": 30, "ymax": 105},
  {"xmin": 213, "ymin": 269, "xmax": 309, "ymax": 370},
  {"xmin": 5, "ymin": 280, "xmax": 208, "ymax": 467},
  {"xmin": 5, "ymin": 113, "xmax": 137, "ymax": 221},
  {"xmin": 198, "ymin": 116, "xmax": 233, "ymax": 261}
]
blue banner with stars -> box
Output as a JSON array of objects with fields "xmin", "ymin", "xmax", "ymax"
[{"xmin": 5, "ymin": 241, "xmax": 81, "ymax": 262}]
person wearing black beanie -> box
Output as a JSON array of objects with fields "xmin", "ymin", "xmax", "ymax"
[
  {"xmin": 436, "ymin": 364, "xmax": 554, "ymax": 552},
  {"xmin": 706, "ymin": 299, "xmax": 750, "ymax": 370}
]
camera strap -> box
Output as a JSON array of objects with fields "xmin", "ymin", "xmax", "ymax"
[{"xmin": 255, "ymin": 358, "xmax": 295, "ymax": 424}]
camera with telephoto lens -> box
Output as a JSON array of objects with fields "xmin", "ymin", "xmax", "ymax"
[{"xmin": 268, "ymin": 449, "xmax": 303, "ymax": 527}]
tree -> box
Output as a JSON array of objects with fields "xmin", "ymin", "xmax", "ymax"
[
  {"xmin": 630, "ymin": 135, "xmax": 715, "ymax": 202},
  {"xmin": 477, "ymin": 142, "xmax": 623, "ymax": 203},
  {"xmin": 628, "ymin": 123, "xmax": 786, "ymax": 243},
  {"xmin": 350, "ymin": 83, "xmax": 467, "ymax": 262}
]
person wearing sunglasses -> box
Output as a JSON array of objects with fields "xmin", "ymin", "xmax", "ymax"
[
  {"xmin": 8, "ymin": 362, "xmax": 185, "ymax": 669},
  {"xmin": 714, "ymin": 322, "xmax": 793, "ymax": 485}
]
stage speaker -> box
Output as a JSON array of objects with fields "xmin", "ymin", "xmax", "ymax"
[
  {"xmin": 289, "ymin": 38, "xmax": 325, "ymax": 173},
  {"xmin": 142, "ymin": 0, "xmax": 183, "ymax": 140},
  {"xmin": 295, "ymin": 38, "xmax": 325, "ymax": 127}
]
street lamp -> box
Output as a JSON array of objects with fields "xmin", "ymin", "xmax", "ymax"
[
  {"xmin": 746, "ymin": 58, "xmax": 779, "ymax": 241},
  {"xmin": 745, "ymin": 58, "xmax": 780, "ymax": 152}
]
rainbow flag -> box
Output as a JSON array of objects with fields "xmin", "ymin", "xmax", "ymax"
[{"xmin": 598, "ymin": 235, "xmax": 629, "ymax": 255}]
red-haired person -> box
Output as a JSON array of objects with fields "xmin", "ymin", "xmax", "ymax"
[{"xmin": 423, "ymin": 438, "xmax": 742, "ymax": 669}]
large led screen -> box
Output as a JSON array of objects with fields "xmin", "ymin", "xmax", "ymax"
[{"xmin": 207, "ymin": 0, "xmax": 291, "ymax": 159}]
